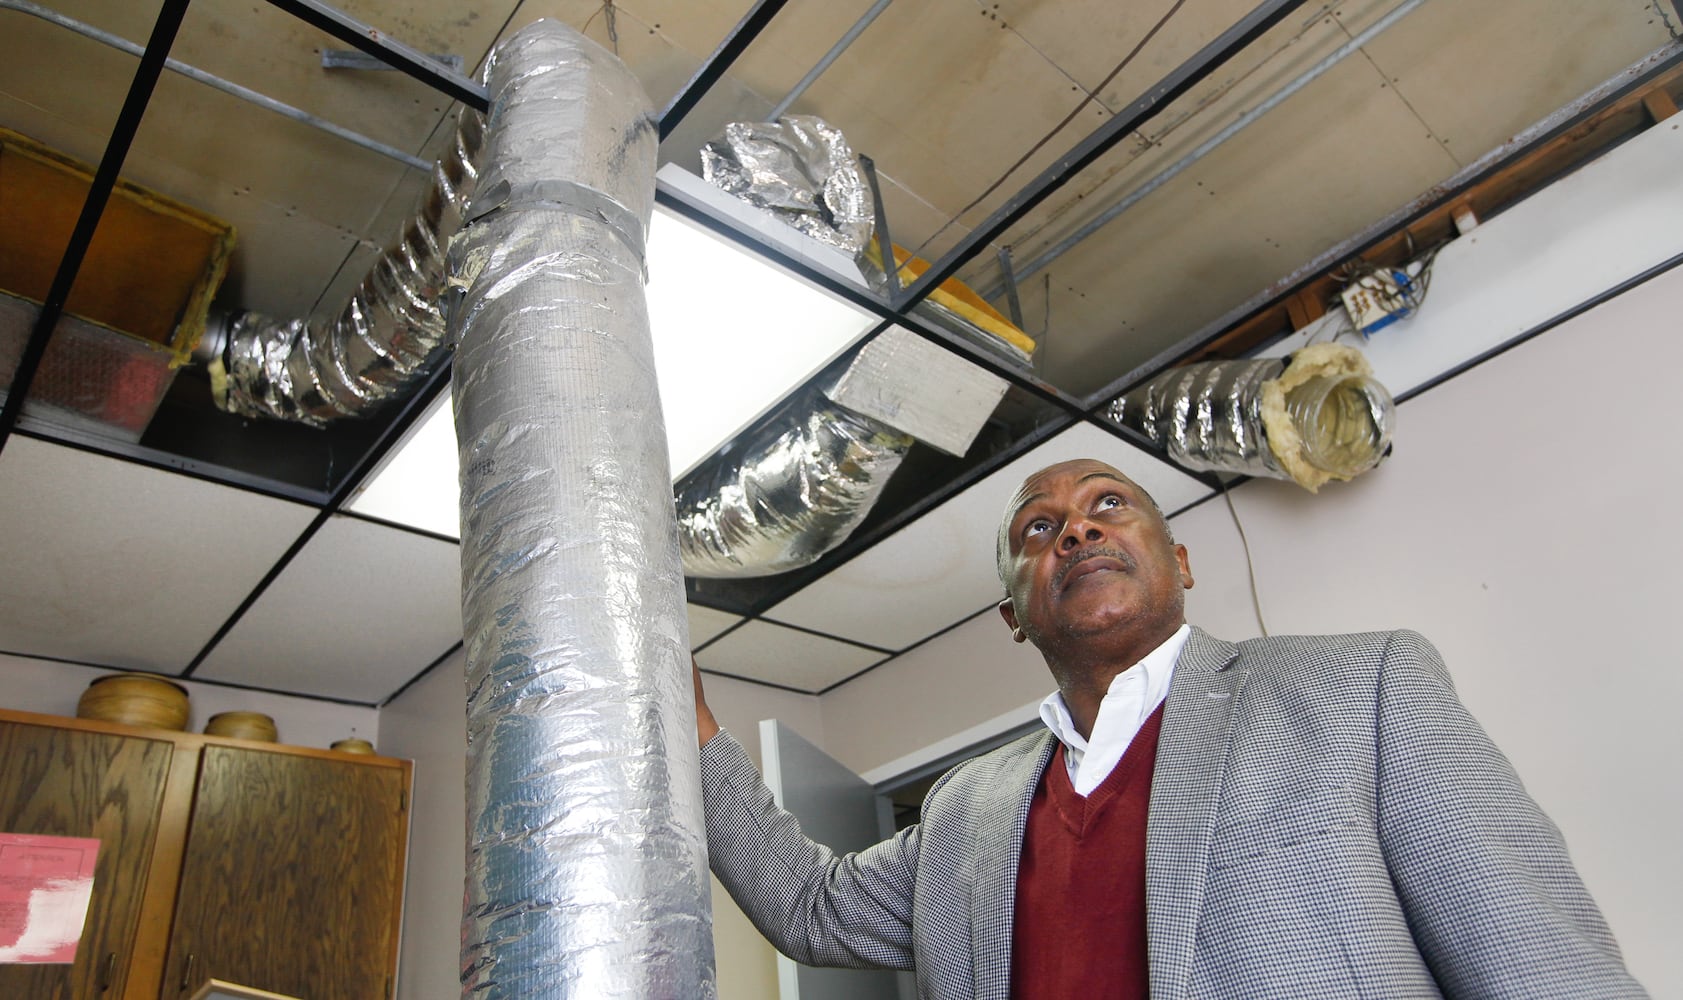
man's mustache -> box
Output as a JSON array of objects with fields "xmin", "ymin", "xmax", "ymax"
[{"xmin": 1052, "ymin": 546, "xmax": 1137, "ymax": 591}]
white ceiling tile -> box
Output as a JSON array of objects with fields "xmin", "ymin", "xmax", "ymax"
[
  {"xmin": 694, "ymin": 620, "xmax": 885, "ymax": 693},
  {"xmin": 764, "ymin": 423, "xmax": 1211, "ymax": 649},
  {"xmin": 687, "ymin": 603, "xmax": 741, "ymax": 647},
  {"xmin": 194, "ymin": 515, "xmax": 461, "ymax": 703},
  {"xmin": 0, "ymin": 438, "xmax": 316, "ymax": 671}
]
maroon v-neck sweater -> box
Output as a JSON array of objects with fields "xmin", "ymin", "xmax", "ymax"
[{"xmin": 1009, "ymin": 702, "xmax": 1165, "ymax": 1000}]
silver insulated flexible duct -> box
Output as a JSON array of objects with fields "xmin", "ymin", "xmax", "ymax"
[
  {"xmin": 207, "ymin": 111, "xmax": 484, "ymax": 425},
  {"xmin": 1106, "ymin": 342, "xmax": 1397, "ymax": 492},
  {"xmin": 448, "ymin": 20, "xmax": 713, "ymax": 999}
]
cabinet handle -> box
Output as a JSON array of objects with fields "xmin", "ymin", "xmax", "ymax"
[
  {"xmin": 179, "ymin": 953, "xmax": 195, "ymax": 993},
  {"xmin": 98, "ymin": 951, "xmax": 116, "ymax": 992}
]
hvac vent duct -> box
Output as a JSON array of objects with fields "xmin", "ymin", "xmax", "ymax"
[
  {"xmin": 448, "ymin": 20, "xmax": 714, "ymax": 999},
  {"xmin": 1107, "ymin": 342, "xmax": 1396, "ymax": 491}
]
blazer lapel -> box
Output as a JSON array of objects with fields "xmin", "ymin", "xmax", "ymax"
[
  {"xmin": 1146, "ymin": 627, "xmax": 1246, "ymax": 1000},
  {"xmin": 971, "ymin": 729, "xmax": 1056, "ymax": 1000}
]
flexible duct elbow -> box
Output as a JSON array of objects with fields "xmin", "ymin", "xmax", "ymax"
[
  {"xmin": 676, "ymin": 394, "xmax": 913, "ymax": 578},
  {"xmin": 208, "ymin": 110, "xmax": 484, "ymax": 425}
]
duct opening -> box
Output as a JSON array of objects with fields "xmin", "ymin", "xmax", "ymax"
[{"xmin": 1107, "ymin": 342, "xmax": 1396, "ymax": 491}]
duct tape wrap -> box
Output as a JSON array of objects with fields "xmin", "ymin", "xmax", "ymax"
[
  {"xmin": 677, "ymin": 393, "xmax": 912, "ymax": 578},
  {"xmin": 212, "ymin": 108, "xmax": 484, "ymax": 425},
  {"xmin": 449, "ymin": 20, "xmax": 714, "ymax": 999},
  {"xmin": 700, "ymin": 115, "xmax": 872, "ymax": 255},
  {"xmin": 1106, "ymin": 343, "xmax": 1395, "ymax": 491}
]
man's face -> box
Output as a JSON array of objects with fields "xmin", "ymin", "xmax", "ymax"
[{"xmin": 997, "ymin": 459, "xmax": 1193, "ymax": 657}]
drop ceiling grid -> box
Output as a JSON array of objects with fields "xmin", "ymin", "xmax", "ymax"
[
  {"xmin": 762, "ymin": 422, "xmax": 1212, "ymax": 651},
  {"xmin": 0, "ymin": 436, "xmax": 318, "ymax": 673},
  {"xmin": 193, "ymin": 513, "xmax": 463, "ymax": 703},
  {"xmin": 694, "ymin": 618, "xmax": 886, "ymax": 693}
]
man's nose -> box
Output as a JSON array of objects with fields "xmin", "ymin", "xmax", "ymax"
[{"xmin": 1059, "ymin": 516, "xmax": 1103, "ymax": 550}]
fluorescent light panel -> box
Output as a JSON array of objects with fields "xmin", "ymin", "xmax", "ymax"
[{"xmin": 350, "ymin": 202, "xmax": 876, "ymax": 538}]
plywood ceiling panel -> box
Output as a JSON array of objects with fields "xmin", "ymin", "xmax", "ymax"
[
  {"xmin": 776, "ymin": 1, "xmax": 1112, "ymax": 235},
  {"xmin": 1352, "ymin": 0, "xmax": 1675, "ymax": 165},
  {"xmin": 985, "ymin": 55, "xmax": 1462, "ymax": 395},
  {"xmin": 0, "ymin": 438, "xmax": 317, "ymax": 672}
]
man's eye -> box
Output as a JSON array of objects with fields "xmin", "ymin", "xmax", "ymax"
[
  {"xmin": 1025, "ymin": 519, "xmax": 1052, "ymax": 537},
  {"xmin": 1097, "ymin": 495, "xmax": 1123, "ymax": 510}
]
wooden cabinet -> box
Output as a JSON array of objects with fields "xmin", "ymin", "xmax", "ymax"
[{"xmin": 0, "ymin": 709, "xmax": 411, "ymax": 1000}]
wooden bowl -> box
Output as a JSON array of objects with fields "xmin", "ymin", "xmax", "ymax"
[
  {"xmin": 77, "ymin": 672, "xmax": 190, "ymax": 731},
  {"xmin": 204, "ymin": 711, "xmax": 278, "ymax": 742},
  {"xmin": 330, "ymin": 738, "xmax": 375, "ymax": 755}
]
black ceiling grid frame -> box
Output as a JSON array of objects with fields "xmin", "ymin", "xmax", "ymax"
[
  {"xmin": 11, "ymin": 0, "xmax": 1289, "ymax": 700},
  {"xmin": 0, "ymin": 0, "xmax": 193, "ymax": 461},
  {"xmin": 180, "ymin": 361, "xmax": 456, "ymax": 680}
]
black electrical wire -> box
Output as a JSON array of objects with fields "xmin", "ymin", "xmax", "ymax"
[{"xmin": 901, "ymin": 0, "xmax": 1192, "ymax": 266}]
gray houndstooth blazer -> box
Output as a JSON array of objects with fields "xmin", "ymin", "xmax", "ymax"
[{"xmin": 701, "ymin": 627, "xmax": 1647, "ymax": 998}]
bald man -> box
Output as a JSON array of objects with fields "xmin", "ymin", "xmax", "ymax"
[{"xmin": 694, "ymin": 459, "xmax": 1644, "ymax": 998}]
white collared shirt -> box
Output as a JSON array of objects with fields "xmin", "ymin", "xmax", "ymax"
[{"xmin": 1038, "ymin": 624, "xmax": 1190, "ymax": 796}]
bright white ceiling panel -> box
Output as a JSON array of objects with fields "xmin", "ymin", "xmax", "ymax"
[
  {"xmin": 687, "ymin": 603, "xmax": 741, "ymax": 647},
  {"xmin": 348, "ymin": 390, "xmax": 458, "ymax": 538},
  {"xmin": 764, "ymin": 423, "xmax": 1211, "ymax": 650},
  {"xmin": 646, "ymin": 193, "xmax": 876, "ymax": 478},
  {"xmin": 194, "ymin": 515, "xmax": 461, "ymax": 703},
  {"xmin": 0, "ymin": 438, "xmax": 316, "ymax": 671},
  {"xmin": 694, "ymin": 620, "xmax": 886, "ymax": 694}
]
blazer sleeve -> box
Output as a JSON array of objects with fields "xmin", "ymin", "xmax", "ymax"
[
  {"xmin": 1374, "ymin": 630, "xmax": 1648, "ymax": 998},
  {"xmin": 699, "ymin": 729, "xmax": 918, "ymax": 970}
]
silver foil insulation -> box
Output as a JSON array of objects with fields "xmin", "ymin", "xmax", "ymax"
[
  {"xmin": 677, "ymin": 393, "xmax": 912, "ymax": 578},
  {"xmin": 449, "ymin": 20, "xmax": 713, "ymax": 999},
  {"xmin": 677, "ymin": 325, "xmax": 1008, "ymax": 578},
  {"xmin": 700, "ymin": 115, "xmax": 872, "ymax": 255},
  {"xmin": 211, "ymin": 110, "xmax": 484, "ymax": 425},
  {"xmin": 1105, "ymin": 342, "xmax": 1396, "ymax": 491}
]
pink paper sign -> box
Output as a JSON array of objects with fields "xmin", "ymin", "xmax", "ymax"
[{"xmin": 0, "ymin": 834, "xmax": 101, "ymax": 964}]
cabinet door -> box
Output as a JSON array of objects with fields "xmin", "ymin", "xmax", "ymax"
[
  {"xmin": 164, "ymin": 746, "xmax": 408, "ymax": 999},
  {"xmin": 0, "ymin": 720, "xmax": 174, "ymax": 1000}
]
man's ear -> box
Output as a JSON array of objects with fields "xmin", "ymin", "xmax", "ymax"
[
  {"xmin": 1175, "ymin": 543, "xmax": 1194, "ymax": 589},
  {"xmin": 998, "ymin": 598, "xmax": 1026, "ymax": 642}
]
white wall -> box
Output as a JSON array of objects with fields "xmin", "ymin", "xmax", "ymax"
[
  {"xmin": 815, "ymin": 263, "xmax": 1683, "ymax": 995},
  {"xmin": 0, "ymin": 651, "xmax": 379, "ymax": 749},
  {"xmin": 375, "ymin": 648, "xmax": 465, "ymax": 1000},
  {"xmin": 377, "ymin": 656, "xmax": 822, "ymax": 1000}
]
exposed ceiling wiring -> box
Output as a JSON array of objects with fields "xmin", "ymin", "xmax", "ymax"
[{"xmin": 900, "ymin": 0, "xmax": 1192, "ymax": 268}]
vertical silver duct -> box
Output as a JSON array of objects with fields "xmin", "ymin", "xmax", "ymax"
[{"xmin": 449, "ymin": 20, "xmax": 714, "ymax": 999}]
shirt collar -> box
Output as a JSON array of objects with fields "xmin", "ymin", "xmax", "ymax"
[{"xmin": 1038, "ymin": 623, "xmax": 1191, "ymax": 751}]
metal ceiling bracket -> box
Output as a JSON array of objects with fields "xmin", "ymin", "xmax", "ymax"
[{"xmin": 262, "ymin": 0, "xmax": 489, "ymax": 111}]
